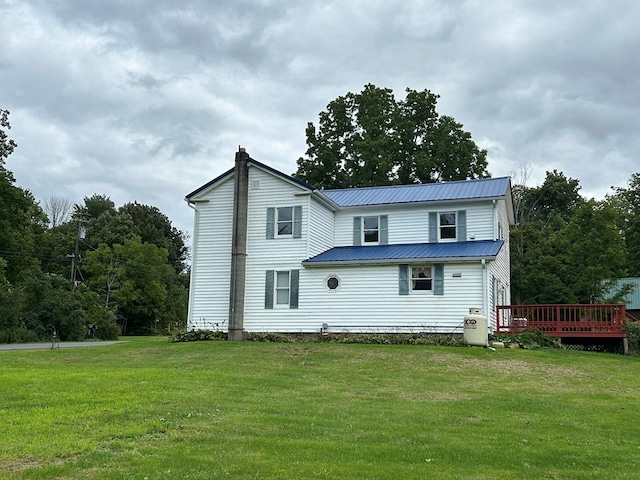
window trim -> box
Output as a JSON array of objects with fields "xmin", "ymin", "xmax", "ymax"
[
  {"xmin": 276, "ymin": 207, "xmax": 293, "ymax": 238},
  {"xmin": 411, "ymin": 266, "xmax": 433, "ymax": 292},
  {"xmin": 438, "ymin": 211, "xmax": 457, "ymax": 242},
  {"xmin": 362, "ymin": 215, "xmax": 380, "ymax": 245},
  {"xmin": 324, "ymin": 274, "xmax": 341, "ymax": 292},
  {"xmin": 274, "ymin": 270, "xmax": 291, "ymax": 307}
]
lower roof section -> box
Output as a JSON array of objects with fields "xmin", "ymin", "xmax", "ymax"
[{"xmin": 302, "ymin": 240, "xmax": 504, "ymax": 267}]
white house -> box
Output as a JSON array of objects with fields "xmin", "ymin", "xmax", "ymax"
[{"xmin": 186, "ymin": 149, "xmax": 514, "ymax": 339}]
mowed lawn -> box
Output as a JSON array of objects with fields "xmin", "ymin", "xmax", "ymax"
[{"xmin": 1, "ymin": 337, "xmax": 640, "ymax": 479}]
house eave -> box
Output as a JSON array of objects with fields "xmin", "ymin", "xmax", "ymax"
[{"xmin": 302, "ymin": 256, "xmax": 497, "ymax": 268}]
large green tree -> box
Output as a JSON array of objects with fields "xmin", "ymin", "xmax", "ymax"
[
  {"xmin": 613, "ymin": 172, "xmax": 640, "ymax": 276},
  {"xmin": 511, "ymin": 171, "xmax": 628, "ymax": 304},
  {"xmin": 0, "ymin": 110, "xmax": 47, "ymax": 283},
  {"xmin": 295, "ymin": 84, "xmax": 489, "ymax": 189}
]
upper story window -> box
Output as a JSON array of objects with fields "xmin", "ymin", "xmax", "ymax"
[
  {"xmin": 353, "ymin": 215, "xmax": 388, "ymax": 246},
  {"xmin": 439, "ymin": 212, "xmax": 457, "ymax": 241},
  {"xmin": 362, "ymin": 216, "xmax": 379, "ymax": 244},
  {"xmin": 277, "ymin": 207, "xmax": 293, "ymax": 236},
  {"xmin": 429, "ymin": 210, "xmax": 466, "ymax": 243},
  {"xmin": 266, "ymin": 206, "xmax": 302, "ymax": 239}
]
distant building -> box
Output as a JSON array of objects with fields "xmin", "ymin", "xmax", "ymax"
[{"xmin": 609, "ymin": 278, "xmax": 640, "ymax": 320}]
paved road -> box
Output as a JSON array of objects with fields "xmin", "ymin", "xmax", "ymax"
[{"xmin": 0, "ymin": 341, "xmax": 123, "ymax": 351}]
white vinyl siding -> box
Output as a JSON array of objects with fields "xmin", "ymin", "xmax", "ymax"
[
  {"xmin": 244, "ymin": 168, "xmax": 308, "ymax": 328},
  {"xmin": 245, "ymin": 263, "xmax": 484, "ymax": 333},
  {"xmin": 186, "ymin": 178, "xmax": 234, "ymax": 330},
  {"xmin": 334, "ymin": 202, "xmax": 494, "ymax": 246},
  {"xmin": 307, "ymin": 198, "xmax": 334, "ymax": 257}
]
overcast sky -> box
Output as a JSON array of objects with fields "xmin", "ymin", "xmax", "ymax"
[{"xmin": 1, "ymin": 0, "xmax": 639, "ymax": 239}]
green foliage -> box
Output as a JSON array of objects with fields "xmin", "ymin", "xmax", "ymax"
[
  {"xmin": 511, "ymin": 171, "xmax": 628, "ymax": 304},
  {"xmin": 168, "ymin": 329, "xmax": 226, "ymax": 342},
  {"xmin": 246, "ymin": 332, "xmax": 466, "ymax": 346},
  {"xmin": 295, "ymin": 84, "xmax": 489, "ymax": 189},
  {"xmin": 491, "ymin": 328, "xmax": 561, "ymax": 349},
  {"xmin": 0, "ymin": 109, "xmax": 17, "ymax": 165},
  {"xmin": 3, "ymin": 338, "xmax": 640, "ymax": 479},
  {"xmin": 625, "ymin": 320, "xmax": 640, "ymax": 354},
  {"xmin": 613, "ymin": 172, "xmax": 640, "ymax": 276}
]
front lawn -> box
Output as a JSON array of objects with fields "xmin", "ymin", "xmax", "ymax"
[{"xmin": 1, "ymin": 337, "xmax": 639, "ymax": 479}]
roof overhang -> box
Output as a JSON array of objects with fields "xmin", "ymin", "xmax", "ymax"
[{"xmin": 302, "ymin": 240, "xmax": 504, "ymax": 267}]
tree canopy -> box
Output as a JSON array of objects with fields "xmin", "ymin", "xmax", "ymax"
[
  {"xmin": 0, "ymin": 109, "xmax": 189, "ymax": 342},
  {"xmin": 294, "ymin": 84, "xmax": 490, "ymax": 189}
]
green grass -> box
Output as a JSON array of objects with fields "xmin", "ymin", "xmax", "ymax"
[{"xmin": 1, "ymin": 337, "xmax": 639, "ymax": 479}]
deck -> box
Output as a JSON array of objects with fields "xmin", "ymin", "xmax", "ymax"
[{"xmin": 495, "ymin": 304, "xmax": 631, "ymax": 338}]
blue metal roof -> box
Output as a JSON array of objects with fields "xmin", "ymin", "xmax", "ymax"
[
  {"xmin": 322, "ymin": 177, "xmax": 511, "ymax": 207},
  {"xmin": 303, "ymin": 240, "xmax": 504, "ymax": 266}
]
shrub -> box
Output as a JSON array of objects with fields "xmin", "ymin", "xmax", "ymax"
[
  {"xmin": 625, "ymin": 320, "xmax": 640, "ymax": 354},
  {"xmin": 168, "ymin": 330, "xmax": 226, "ymax": 343},
  {"xmin": 490, "ymin": 327, "xmax": 561, "ymax": 349}
]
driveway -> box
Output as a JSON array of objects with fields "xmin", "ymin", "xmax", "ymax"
[{"xmin": 0, "ymin": 341, "xmax": 123, "ymax": 351}]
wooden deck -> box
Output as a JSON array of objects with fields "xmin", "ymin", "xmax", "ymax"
[{"xmin": 495, "ymin": 304, "xmax": 630, "ymax": 338}]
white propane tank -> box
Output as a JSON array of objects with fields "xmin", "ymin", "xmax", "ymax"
[{"xmin": 463, "ymin": 307, "xmax": 488, "ymax": 346}]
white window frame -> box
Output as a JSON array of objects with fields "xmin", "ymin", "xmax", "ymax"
[
  {"xmin": 411, "ymin": 266, "xmax": 433, "ymax": 292},
  {"xmin": 439, "ymin": 211, "xmax": 457, "ymax": 242},
  {"xmin": 362, "ymin": 216, "xmax": 380, "ymax": 245},
  {"xmin": 275, "ymin": 271, "xmax": 291, "ymax": 307},
  {"xmin": 276, "ymin": 207, "xmax": 293, "ymax": 238}
]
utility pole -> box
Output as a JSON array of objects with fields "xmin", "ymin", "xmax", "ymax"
[{"xmin": 67, "ymin": 214, "xmax": 87, "ymax": 292}]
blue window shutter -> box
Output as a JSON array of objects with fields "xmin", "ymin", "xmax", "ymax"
[
  {"xmin": 399, "ymin": 264, "xmax": 410, "ymax": 295},
  {"xmin": 265, "ymin": 270, "xmax": 274, "ymax": 309},
  {"xmin": 380, "ymin": 215, "xmax": 388, "ymax": 245},
  {"xmin": 290, "ymin": 269, "xmax": 299, "ymax": 309},
  {"xmin": 353, "ymin": 216, "xmax": 361, "ymax": 246},
  {"xmin": 266, "ymin": 208, "xmax": 275, "ymax": 239},
  {"xmin": 293, "ymin": 206, "xmax": 302, "ymax": 238},
  {"xmin": 429, "ymin": 212, "xmax": 438, "ymax": 243},
  {"xmin": 457, "ymin": 210, "xmax": 467, "ymax": 242},
  {"xmin": 434, "ymin": 264, "xmax": 444, "ymax": 295}
]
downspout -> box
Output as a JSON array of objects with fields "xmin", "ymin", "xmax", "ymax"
[
  {"xmin": 481, "ymin": 259, "xmax": 489, "ymax": 332},
  {"xmin": 228, "ymin": 147, "xmax": 250, "ymax": 341},
  {"xmin": 185, "ymin": 200, "xmax": 197, "ymax": 330},
  {"xmin": 492, "ymin": 199, "xmax": 497, "ymax": 239}
]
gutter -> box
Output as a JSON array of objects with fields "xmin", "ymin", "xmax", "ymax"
[{"xmin": 302, "ymin": 255, "xmax": 499, "ymax": 268}]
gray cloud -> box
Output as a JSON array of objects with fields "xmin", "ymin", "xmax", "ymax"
[{"xmin": 1, "ymin": 0, "xmax": 639, "ymax": 237}]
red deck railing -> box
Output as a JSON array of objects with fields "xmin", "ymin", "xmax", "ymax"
[{"xmin": 495, "ymin": 304, "xmax": 628, "ymax": 338}]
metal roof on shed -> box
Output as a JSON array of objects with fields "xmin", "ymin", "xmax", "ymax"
[
  {"xmin": 322, "ymin": 177, "xmax": 511, "ymax": 207},
  {"xmin": 303, "ymin": 240, "xmax": 504, "ymax": 266},
  {"xmin": 609, "ymin": 278, "xmax": 640, "ymax": 310}
]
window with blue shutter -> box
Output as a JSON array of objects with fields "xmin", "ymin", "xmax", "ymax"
[
  {"xmin": 354, "ymin": 215, "xmax": 387, "ymax": 245},
  {"xmin": 267, "ymin": 206, "xmax": 303, "ymax": 239},
  {"xmin": 266, "ymin": 269, "xmax": 299, "ymax": 309}
]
